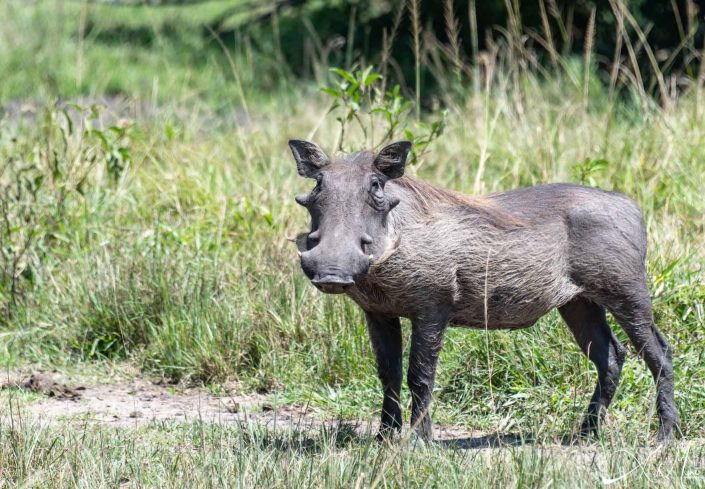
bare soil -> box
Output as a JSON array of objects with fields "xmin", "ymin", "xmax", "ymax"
[
  {"xmin": 1, "ymin": 372, "xmax": 495, "ymax": 446},
  {"xmin": 5, "ymin": 372, "xmax": 696, "ymax": 458}
]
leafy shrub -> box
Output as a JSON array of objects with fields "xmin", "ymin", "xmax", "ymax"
[
  {"xmin": 322, "ymin": 65, "xmax": 446, "ymax": 165},
  {"xmin": 0, "ymin": 105, "xmax": 134, "ymax": 320}
]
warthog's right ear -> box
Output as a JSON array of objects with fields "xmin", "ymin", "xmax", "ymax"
[
  {"xmin": 288, "ymin": 140, "xmax": 330, "ymax": 178},
  {"xmin": 374, "ymin": 141, "xmax": 412, "ymax": 179}
]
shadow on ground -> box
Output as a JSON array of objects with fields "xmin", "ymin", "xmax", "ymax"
[
  {"xmin": 439, "ymin": 432, "xmax": 535, "ymax": 449},
  {"xmin": 243, "ymin": 421, "xmax": 579, "ymax": 454}
]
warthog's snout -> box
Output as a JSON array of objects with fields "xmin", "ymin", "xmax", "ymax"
[{"xmin": 300, "ymin": 248, "xmax": 370, "ymax": 294}]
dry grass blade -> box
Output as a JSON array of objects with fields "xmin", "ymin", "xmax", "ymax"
[
  {"xmin": 609, "ymin": 0, "xmax": 646, "ymax": 105},
  {"xmin": 608, "ymin": 5, "xmax": 624, "ymax": 101},
  {"xmin": 468, "ymin": 0, "xmax": 480, "ymax": 92},
  {"xmin": 408, "ymin": 0, "xmax": 422, "ymax": 120},
  {"xmin": 610, "ymin": 0, "xmax": 672, "ymax": 109},
  {"xmin": 538, "ymin": 0, "xmax": 559, "ymax": 69},
  {"xmin": 380, "ymin": 0, "xmax": 405, "ymax": 94},
  {"xmin": 443, "ymin": 0, "xmax": 462, "ymax": 74},
  {"xmin": 583, "ymin": 6, "xmax": 596, "ymax": 106}
]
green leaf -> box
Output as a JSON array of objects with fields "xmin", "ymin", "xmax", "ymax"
[
  {"xmin": 89, "ymin": 129, "xmax": 109, "ymax": 147},
  {"xmin": 320, "ymin": 87, "xmax": 341, "ymax": 98},
  {"xmin": 331, "ymin": 68, "xmax": 357, "ymax": 86},
  {"xmin": 370, "ymin": 107, "xmax": 391, "ymax": 116},
  {"xmin": 364, "ymin": 73, "xmax": 381, "ymax": 86}
]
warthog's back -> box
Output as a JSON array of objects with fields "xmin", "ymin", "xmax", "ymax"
[{"xmin": 350, "ymin": 181, "xmax": 646, "ymax": 329}]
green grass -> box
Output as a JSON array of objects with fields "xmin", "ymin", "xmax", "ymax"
[
  {"xmin": 0, "ymin": 0, "xmax": 284, "ymax": 106},
  {"xmin": 2, "ymin": 1, "xmax": 705, "ymax": 487},
  {"xmin": 1, "ymin": 415, "xmax": 704, "ymax": 488}
]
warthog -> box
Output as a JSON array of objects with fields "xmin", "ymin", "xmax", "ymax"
[{"xmin": 289, "ymin": 139, "xmax": 679, "ymax": 442}]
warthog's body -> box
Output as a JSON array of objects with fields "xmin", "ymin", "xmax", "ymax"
[
  {"xmin": 350, "ymin": 180, "xmax": 651, "ymax": 328},
  {"xmin": 289, "ymin": 140, "xmax": 679, "ymax": 442}
]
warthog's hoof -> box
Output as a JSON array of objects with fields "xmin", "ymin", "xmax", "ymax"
[
  {"xmin": 375, "ymin": 421, "xmax": 402, "ymax": 443},
  {"xmin": 577, "ymin": 419, "xmax": 600, "ymax": 440},
  {"xmin": 656, "ymin": 423, "xmax": 681, "ymax": 445},
  {"xmin": 375, "ymin": 430, "xmax": 399, "ymax": 443}
]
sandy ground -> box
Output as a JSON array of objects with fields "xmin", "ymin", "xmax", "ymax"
[
  {"xmin": 1, "ymin": 372, "xmax": 510, "ymax": 447},
  {"xmin": 4, "ymin": 371, "xmax": 701, "ymax": 465}
]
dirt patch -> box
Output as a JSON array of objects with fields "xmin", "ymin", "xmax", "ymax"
[
  {"xmin": 1, "ymin": 372, "xmax": 483, "ymax": 443},
  {"xmin": 5, "ymin": 374, "xmax": 271, "ymax": 427},
  {"xmin": 2, "ymin": 373, "xmax": 84, "ymax": 400},
  {"xmin": 5, "ymin": 373, "xmax": 698, "ymax": 456}
]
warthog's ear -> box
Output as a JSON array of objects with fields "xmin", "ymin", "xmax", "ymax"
[
  {"xmin": 288, "ymin": 140, "xmax": 330, "ymax": 178},
  {"xmin": 374, "ymin": 141, "xmax": 412, "ymax": 179}
]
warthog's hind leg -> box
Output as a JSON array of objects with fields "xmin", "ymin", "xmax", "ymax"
[
  {"xmin": 559, "ymin": 296, "xmax": 626, "ymax": 437},
  {"xmin": 607, "ymin": 290, "xmax": 680, "ymax": 442},
  {"xmin": 365, "ymin": 312, "xmax": 403, "ymax": 439}
]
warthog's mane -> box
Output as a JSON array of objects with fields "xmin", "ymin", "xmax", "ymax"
[
  {"xmin": 392, "ymin": 176, "xmax": 525, "ymax": 229},
  {"xmin": 333, "ymin": 150, "xmax": 523, "ymax": 229}
]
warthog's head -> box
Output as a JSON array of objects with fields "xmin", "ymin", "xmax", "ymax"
[{"xmin": 289, "ymin": 139, "xmax": 411, "ymax": 294}]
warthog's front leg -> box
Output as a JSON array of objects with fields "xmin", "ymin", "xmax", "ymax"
[
  {"xmin": 365, "ymin": 312, "xmax": 403, "ymax": 438},
  {"xmin": 408, "ymin": 309, "xmax": 448, "ymax": 441}
]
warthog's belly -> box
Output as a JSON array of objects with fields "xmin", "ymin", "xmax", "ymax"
[
  {"xmin": 349, "ymin": 273, "xmax": 580, "ymax": 329},
  {"xmin": 447, "ymin": 280, "xmax": 580, "ymax": 329},
  {"xmin": 447, "ymin": 310, "xmax": 541, "ymax": 330}
]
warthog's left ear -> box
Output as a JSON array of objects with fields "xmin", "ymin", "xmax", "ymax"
[
  {"xmin": 289, "ymin": 140, "xmax": 330, "ymax": 178},
  {"xmin": 374, "ymin": 141, "xmax": 412, "ymax": 179}
]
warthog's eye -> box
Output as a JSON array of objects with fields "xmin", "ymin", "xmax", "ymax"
[
  {"xmin": 306, "ymin": 174, "xmax": 323, "ymax": 203},
  {"xmin": 368, "ymin": 176, "xmax": 386, "ymax": 210},
  {"xmin": 314, "ymin": 174, "xmax": 323, "ymax": 191}
]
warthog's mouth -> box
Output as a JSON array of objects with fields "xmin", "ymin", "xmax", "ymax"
[{"xmin": 311, "ymin": 274, "xmax": 355, "ymax": 294}]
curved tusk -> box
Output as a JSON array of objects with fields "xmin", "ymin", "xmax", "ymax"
[
  {"xmin": 368, "ymin": 254, "xmax": 374, "ymax": 262},
  {"xmin": 370, "ymin": 233, "xmax": 401, "ymax": 266},
  {"xmin": 297, "ymin": 251, "xmax": 302, "ymax": 257}
]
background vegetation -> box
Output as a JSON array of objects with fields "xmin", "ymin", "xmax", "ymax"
[{"xmin": 1, "ymin": 0, "xmax": 704, "ymax": 487}]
